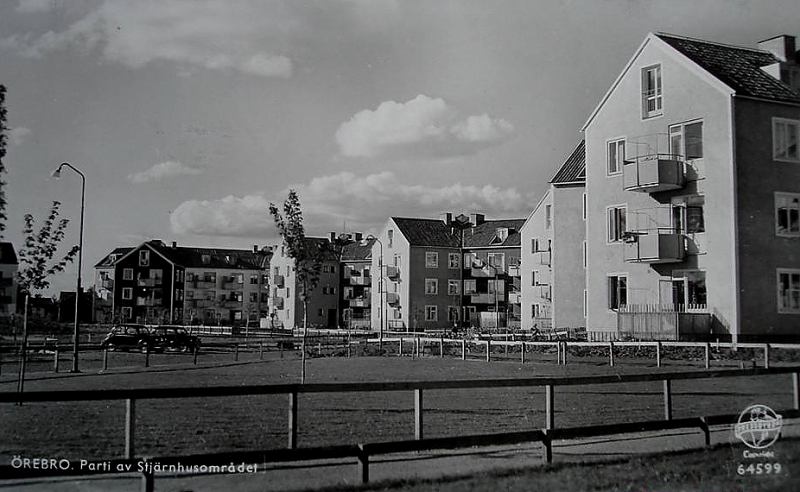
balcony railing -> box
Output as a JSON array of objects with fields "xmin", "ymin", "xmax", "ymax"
[
  {"xmin": 137, "ymin": 278, "xmax": 156, "ymax": 287},
  {"xmin": 270, "ymin": 297, "xmax": 284, "ymax": 310},
  {"xmin": 532, "ymin": 285, "xmax": 551, "ymax": 300},
  {"xmin": 189, "ymin": 299, "xmax": 214, "ymax": 308},
  {"xmin": 470, "ymin": 293, "xmax": 497, "ymax": 304},
  {"xmin": 507, "ymin": 292, "xmax": 522, "ymax": 304},
  {"xmin": 385, "ymin": 292, "xmax": 400, "ymax": 305},
  {"xmin": 100, "ymin": 278, "xmax": 114, "ymax": 289},
  {"xmin": 623, "ymin": 134, "xmax": 684, "ymax": 193},
  {"xmin": 385, "ymin": 266, "xmax": 399, "ymax": 279},
  {"xmin": 623, "ymin": 232, "xmax": 685, "ymax": 264},
  {"xmin": 534, "ymin": 251, "xmax": 551, "ymax": 267},
  {"xmin": 350, "ymin": 298, "xmax": 371, "ymax": 308},
  {"xmin": 272, "ymin": 275, "xmax": 284, "ymax": 287},
  {"xmin": 349, "ymin": 276, "xmax": 370, "ymax": 286}
]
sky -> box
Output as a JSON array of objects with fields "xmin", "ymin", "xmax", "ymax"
[{"xmin": 1, "ymin": 0, "xmax": 798, "ymax": 295}]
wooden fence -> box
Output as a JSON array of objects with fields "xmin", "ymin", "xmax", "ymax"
[{"xmin": 1, "ymin": 367, "xmax": 799, "ymax": 490}]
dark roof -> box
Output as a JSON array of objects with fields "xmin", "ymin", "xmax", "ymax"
[
  {"xmin": 341, "ymin": 238, "xmax": 374, "ymax": 262},
  {"xmin": 462, "ymin": 219, "xmax": 526, "ymax": 248},
  {"xmin": 550, "ymin": 140, "xmax": 586, "ymax": 184},
  {"xmin": 0, "ymin": 242, "xmax": 18, "ymax": 265},
  {"xmin": 301, "ymin": 237, "xmax": 340, "ymax": 262},
  {"xmin": 392, "ymin": 218, "xmax": 461, "ymax": 248},
  {"xmin": 656, "ymin": 33, "xmax": 800, "ymax": 104},
  {"xmin": 392, "ymin": 217, "xmax": 525, "ymax": 248},
  {"xmin": 94, "ymin": 247, "xmax": 134, "ymax": 268}
]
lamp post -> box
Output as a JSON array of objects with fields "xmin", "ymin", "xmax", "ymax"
[
  {"xmin": 51, "ymin": 162, "xmax": 85, "ymax": 373},
  {"xmin": 363, "ymin": 235, "xmax": 384, "ymax": 345}
]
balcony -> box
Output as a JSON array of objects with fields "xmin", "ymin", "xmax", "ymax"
[
  {"xmin": 135, "ymin": 298, "xmax": 159, "ymax": 307},
  {"xmin": 100, "ymin": 278, "xmax": 114, "ymax": 289},
  {"xmin": 270, "ymin": 297, "xmax": 284, "ymax": 309},
  {"xmin": 623, "ymin": 232, "xmax": 685, "ymax": 264},
  {"xmin": 272, "ymin": 275, "xmax": 284, "ymax": 287},
  {"xmin": 222, "ymin": 300, "xmax": 243, "ymax": 309},
  {"xmin": 350, "ymin": 298, "xmax": 371, "ymax": 308},
  {"xmin": 386, "ymin": 292, "xmax": 400, "ymax": 305},
  {"xmin": 623, "ymin": 134, "xmax": 685, "ymax": 193},
  {"xmin": 194, "ymin": 278, "xmax": 217, "ymax": 287},
  {"xmin": 385, "ymin": 266, "xmax": 399, "ymax": 279},
  {"xmin": 507, "ymin": 265, "xmax": 521, "ymax": 277},
  {"xmin": 533, "ymin": 285, "xmax": 551, "ymax": 300},
  {"xmin": 534, "ymin": 251, "xmax": 551, "ymax": 266},
  {"xmin": 137, "ymin": 278, "xmax": 156, "ymax": 287},
  {"xmin": 507, "ymin": 292, "xmax": 522, "ymax": 304},
  {"xmin": 349, "ymin": 275, "xmax": 370, "ymax": 286},
  {"xmin": 471, "ymin": 293, "xmax": 497, "ymax": 304},
  {"xmin": 470, "ymin": 266, "xmax": 498, "ymax": 278}
]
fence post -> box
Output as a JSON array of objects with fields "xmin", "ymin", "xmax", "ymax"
[
  {"xmin": 486, "ymin": 340, "xmax": 491, "ymax": 362},
  {"xmin": 764, "ymin": 344, "xmax": 770, "ymax": 369},
  {"xmin": 288, "ymin": 390, "xmax": 298, "ymax": 449},
  {"xmin": 461, "ymin": 340, "xmax": 466, "ymax": 360},
  {"xmin": 399, "ymin": 338, "xmax": 403, "ymax": 357},
  {"xmin": 609, "ymin": 342, "xmax": 614, "ymax": 367},
  {"xmin": 521, "ymin": 342, "xmax": 525, "ymax": 364},
  {"xmin": 414, "ymin": 389, "xmax": 424, "ymax": 440},
  {"xmin": 793, "ymin": 373, "xmax": 799, "ymax": 410},
  {"xmin": 358, "ymin": 447, "xmax": 369, "ymax": 484},
  {"xmin": 102, "ymin": 349, "xmax": 108, "ymax": 372},
  {"xmin": 439, "ymin": 337, "xmax": 444, "ymax": 359},
  {"xmin": 53, "ymin": 346, "xmax": 59, "ymax": 373},
  {"xmin": 704, "ymin": 342, "xmax": 711, "ymax": 369},
  {"xmin": 562, "ymin": 342, "xmax": 567, "ymax": 365},
  {"xmin": 193, "ymin": 345, "xmax": 199, "ymax": 365},
  {"xmin": 144, "ymin": 349, "xmax": 150, "ymax": 368},
  {"xmin": 125, "ymin": 398, "xmax": 136, "ymax": 459},
  {"xmin": 141, "ymin": 469, "xmax": 155, "ymax": 492},
  {"xmin": 545, "ymin": 384, "xmax": 554, "ymax": 430},
  {"xmin": 504, "ymin": 343, "xmax": 509, "ymax": 358},
  {"xmin": 259, "ymin": 342, "xmax": 264, "ymax": 360},
  {"xmin": 234, "ymin": 344, "xmax": 239, "ymax": 362},
  {"xmin": 663, "ymin": 379, "xmax": 672, "ymax": 420},
  {"xmin": 656, "ymin": 341, "xmax": 661, "ymax": 368}
]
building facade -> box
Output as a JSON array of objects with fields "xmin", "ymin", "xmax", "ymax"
[
  {"xmin": 0, "ymin": 242, "xmax": 18, "ymax": 319},
  {"xmin": 583, "ymin": 32, "xmax": 800, "ymax": 341},
  {"xmin": 341, "ymin": 236, "xmax": 374, "ymax": 329}
]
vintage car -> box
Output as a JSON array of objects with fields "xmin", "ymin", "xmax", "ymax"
[
  {"xmin": 100, "ymin": 324, "xmax": 155, "ymax": 353},
  {"xmin": 149, "ymin": 325, "xmax": 201, "ymax": 352}
]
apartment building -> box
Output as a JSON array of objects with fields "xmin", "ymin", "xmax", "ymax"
[
  {"xmin": 520, "ymin": 141, "xmax": 586, "ymax": 332},
  {"xmin": 0, "ymin": 242, "xmax": 18, "ymax": 319},
  {"xmin": 341, "ymin": 236, "xmax": 374, "ymax": 329},
  {"xmin": 94, "ymin": 240, "xmax": 271, "ymax": 325},
  {"xmin": 268, "ymin": 236, "xmax": 341, "ymax": 330},
  {"xmin": 583, "ymin": 32, "xmax": 800, "ymax": 342},
  {"xmin": 370, "ymin": 213, "xmax": 523, "ymax": 332}
]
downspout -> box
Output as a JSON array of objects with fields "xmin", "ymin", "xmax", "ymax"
[{"xmin": 729, "ymin": 96, "xmax": 741, "ymax": 345}]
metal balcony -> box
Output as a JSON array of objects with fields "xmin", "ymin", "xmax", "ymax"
[
  {"xmin": 349, "ymin": 276, "xmax": 370, "ymax": 286},
  {"xmin": 385, "ymin": 292, "xmax": 400, "ymax": 305},
  {"xmin": 534, "ymin": 251, "xmax": 551, "ymax": 266},
  {"xmin": 137, "ymin": 278, "xmax": 156, "ymax": 287},
  {"xmin": 533, "ymin": 285, "xmax": 551, "ymax": 300},
  {"xmin": 385, "ymin": 266, "xmax": 399, "ymax": 279},
  {"xmin": 507, "ymin": 292, "xmax": 522, "ymax": 304},
  {"xmin": 507, "ymin": 265, "xmax": 521, "ymax": 277},
  {"xmin": 350, "ymin": 298, "xmax": 371, "ymax": 308},
  {"xmin": 623, "ymin": 232, "xmax": 685, "ymax": 264},
  {"xmin": 270, "ymin": 297, "xmax": 284, "ymax": 310},
  {"xmin": 470, "ymin": 293, "xmax": 497, "ymax": 304},
  {"xmin": 100, "ymin": 278, "xmax": 114, "ymax": 289},
  {"xmin": 622, "ymin": 156, "xmax": 684, "ymax": 193}
]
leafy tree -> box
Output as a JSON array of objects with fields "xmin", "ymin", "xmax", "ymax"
[
  {"xmin": 0, "ymin": 84, "xmax": 9, "ymax": 236},
  {"xmin": 15, "ymin": 201, "xmax": 79, "ymax": 398},
  {"xmin": 269, "ymin": 190, "xmax": 324, "ymax": 383}
]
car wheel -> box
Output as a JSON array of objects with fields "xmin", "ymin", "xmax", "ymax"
[{"xmin": 106, "ymin": 343, "xmax": 116, "ymax": 352}]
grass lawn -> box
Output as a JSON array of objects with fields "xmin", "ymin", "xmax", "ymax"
[
  {"xmin": 328, "ymin": 440, "xmax": 800, "ymax": 492},
  {"xmin": 0, "ymin": 356, "xmax": 797, "ymax": 464}
]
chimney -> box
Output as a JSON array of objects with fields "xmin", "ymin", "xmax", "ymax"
[
  {"xmin": 759, "ymin": 35, "xmax": 797, "ymax": 63},
  {"xmin": 330, "ymin": 232, "xmax": 337, "ymax": 243},
  {"xmin": 439, "ymin": 212, "xmax": 453, "ymax": 226},
  {"xmin": 469, "ymin": 213, "xmax": 485, "ymax": 226},
  {"xmin": 253, "ymin": 245, "xmax": 259, "ymax": 253},
  {"xmin": 171, "ymin": 241, "xmax": 177, "ymax": 249},
  {"xmin": 354, "ymin": 232, "xmax": 363, "ymax": 242}
]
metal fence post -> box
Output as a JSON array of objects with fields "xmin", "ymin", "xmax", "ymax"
[
  {"xmin": 440, "ymin": 337, "xmax": 444, "ymax": 358},
  {"xmin": 259, "ymin": 341, "xmax": 264, "ymax": 360},
  {"xmin": 399, "ymin": 338, "xmax": 403, "ymax": 357},
  {"xmin": 141, "ymin": 469, "xmax": 154, "ymax": 492},
  {"xmin": 358, "ymin": 447, "xmax": 369, "ymax": 484},
  {"xmin": 53, "ymin": 347, "xmax": 59, "ymax": 373},
  {"xmin": 663, "ymin": 379, "xmax": 672, "ymax": 420},
  {"xmin": 656, "ymin": 341, "xmax": 661, "ymax": 368},
  {"xmin": 609, "ymin": 342, "xmax": 614, "ymax": 367},
  {"xmin": 414, "ymin": 389, "xmax": 424, "ymax": 440},
  {"xmin": 102, "ymin": 349, "xmax": 108, "ymax": 372},
  {"xmin": 793, "ymin": 372, "xmax": 799, "ymax": 410},
  {"xmin": 562, "ymin": 342, "xmax": 567, "ymax": 365},
  {"xmin": 764, "ymin": 344, "xmax": 770, "ymax": 369},
  {"xmin": 486, "ymin": 340, "xmax": 491, "ymax": 362},
  {"xmin": 144, "ymin": 349, "xmax": 150, "ymax": 368},
  {"xmin": 234, "ymin": 344, "xmax": 239, "ymax": 362},
  {"xmin": 288, "ymin": 390, "xmax": 298, "ymax": 449},
  {"xmin": 461, "ymin": 340, "xmax": 466, "ymax": 360},
  {"xmin": 545, "ymin": 384, "xmax": 554, "ymax": 430},
  {"xmin": 125, "ymin": 398, "xmax": 136, "ymax": 459},
  {"xmin": 704, "ymin": 342, "xmax": 711, "ymax": 369},
  {"xmin": 193, "ymin": 345, "xmax": 199, "ymax": 365},
  {"xmin": 521, "ymin": 342, "xmax": 525, "ymax": 364}
]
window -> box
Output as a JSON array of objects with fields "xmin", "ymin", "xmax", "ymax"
[
  {"xmin": 607, "ymin": 139, "xmax": 625, "ymax": 175},
  {"xmin": 388, "ymin": 229, "xmax": 394, "ymax": 248},
  {"xmin": 545, "ymin": 205, "xmax": 552, "ymax": 229},
  {"xmin": 204, "ymin": 272, "xmax": 216, "ymax": 283},
  {"xmin": 463, "ymin": 252, "xmax": 475, "ymax": 269},
  {"xmin": 487, "ymin": 253, "xmax": 505, "ymax": 272},
  {"xmin": 773, "ymin": 118, "xmax": 800, "ymax": 162},
  {"xmin": 425, "ymin": 305, "xmax": 438, "ymax": 322},
  {"xmin": 776, "ymin": 192, "xmax": 800, "ymax": 237},
  {"xmin": 607, "ymin": 274, "xmax": 628, "ymax": 310},
  {"xmin": 122, "ymin": 287, "xmax": 133, "ymax": 300},
  {"xmin": 642, "ymin": 64, "xmax": 663, "ymax": 118},
  {"xmin": 488, "ymin": 280, "xmax": 504, "ymax": 295},
  {"xmin": 250, "ymin": 274, "xmax": 259, "ymax": 285},
  {"xmin": 447, "ymin": 279, "xmax": 460, "ymax": 296},
  {"xmin": 318, "ymin": 308, "xmax": 324, "ymax": 316},
  {"xmin": 123, "ymin": 268, "xmax": 133, "ymax": 280},
  {"xmin": 530, "ymin": 238, "xmax": 539, "ymax": 254},
  {"xmin": 235, "ymin": 274, "xmax": 244, "ymax": 284},
  {"xmin": 583, "ymin": 241, "xmax": 587, "ymax": 268},
  {"xmin": 669, "ymin": 121, "xmax": 703, "ymax": 159},
  {"xmin": 672, "ymin": 198, "xmax": 705, "ymax": 234},
  {"xmin": 150, "ymin": 269, "xmax": 163, "ymax": 285},
  {"xmin": 139, "ymin": 250, "xmax": 150, "ymax": 266},
  {"xmin": 532, "ymin": 303, "xmax": 545, "ymax": 318},
  {"xmin": 121, "ymin": 307, "xmax": 132, "ymax": 320},
  {"xmin": 425, "ymin": 278, "xmax": 438, "ymax": 295},
  {"xmin": 531, "ymin": 270, "xmax": 539, "ymax": 286},
  {"xmin": 249, "ymin": 292, "xmax": 258, "ymax": 302},
  {"xmin": 462, "ymin": 306, "xmax": 476, "ymax": 323},
  {"xmin": 672, "ymin": 271, "xmax": 707, "ymax": 306},
  {"xmin": 448, "ymin": 253, "xmax": 460, "ymax": 269},
  {"xmin": 777, "ymin": 269, "xmax": 800, "ymax": 313},
  {"xmin": 447, "ymin": 306, "xmax": 459, "ymax": 322},
  {"xmin": 582, "ymin": 193, "xmax": 587, "ymax": 220},
  {"xmin": 425, "ymin": 252, "xmax": 438, "ymax": 269},
  {"xmin": 607, "ymin": 205, "xmax": 627, "ymax": 243},
  {"xmin": 464, "ymin": 279, "xmax": 477, "ymax": 295}
]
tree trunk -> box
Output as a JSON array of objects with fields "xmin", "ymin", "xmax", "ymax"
[
  {"xmin": 301, "ymin": 298, "xmax": 308, "ymax": 384},
  {"xmin": 17, "ymin": 294, "xmax": 29, "ymax": 404}
]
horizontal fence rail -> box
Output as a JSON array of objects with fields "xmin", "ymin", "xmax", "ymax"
[{"xmin": 1, "ymin": 366, "xmax": 799, "ymax": 490}]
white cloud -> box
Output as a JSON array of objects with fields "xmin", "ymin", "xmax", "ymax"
[
  {"xmin": 15, "ymin": 0, "xmax": 53, "ymax": 14},
  {"xmin": 8, "ymin": 126, "xmax": 32, "ymax": 146},
  {"xmin": 335, "ymin": 95, "xmax": 514, "ymax": 158},
  {"xmin": 169, "ymin": 171, "xmax": 532, "ymax": 238},
  {"xmin": 127, "ymin": 161, "xmax": 203, "ymax": 183},
  {"xmin": 4, "ymin": 0, "xmax": 293, "ymax": 78}
]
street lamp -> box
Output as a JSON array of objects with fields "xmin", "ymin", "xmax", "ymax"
[
  {"xmin": 52, "ymin": 162, "xmax": 85, "ymax": 373},
  {"xmin": 362, "ymin": 235, "xmax": 384, "ymax": 345}
]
